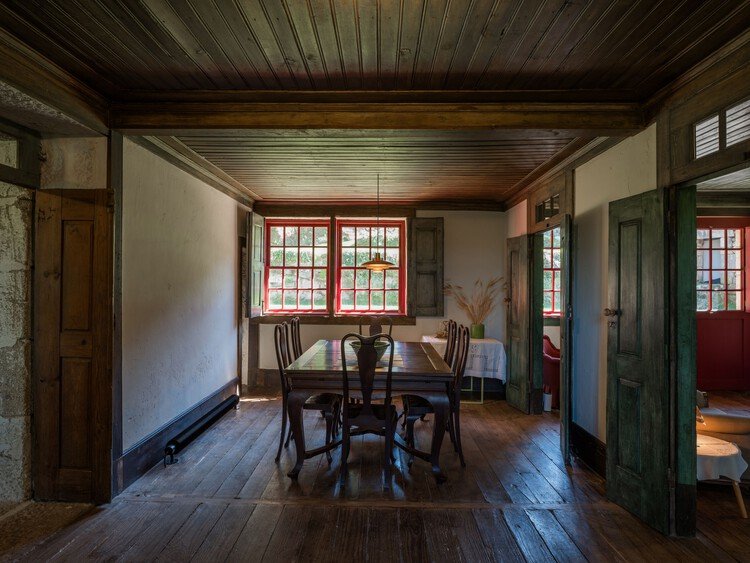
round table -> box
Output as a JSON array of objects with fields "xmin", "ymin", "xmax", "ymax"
[{"xmin": 697, "ymin": 434, "xmax": 748, "ymax": 518}]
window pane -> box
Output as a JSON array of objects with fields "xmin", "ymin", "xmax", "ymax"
[
  {"xmin": 313, "ymin": 269, "xmax": 326, "ymax": 288},
  {"xmin": 285, "ymin": 226, "xmax": 298, "ymax": 246},
  {"xmin": 728, "ymin": 291, "xmax": 742, "ymax": 311},
  {"xmin": 371, "ymin": 291, "xmax": 384, "ymax": 310},
  {"xmin": 314, "ymin": 247, "xmax": 328, "ymax": 267},
  {"xmin": 543, "ymin": 292, "xmax": 552, "ymax": 311},
  {"xmin": 341, "ymin": 269, "xmax": 354, "ymax": 289},
  {"xmin": 270, "ymin": 248, "xmax": 284, "ymax": 267},
  {"xmin": 370, "ymin": 271, "xmax": 384, "ymax": 290},
  {"xmin": 696, "ymin": 250, "xmax": 709, "ymax": 269},
  {"xmin": 711, "ymin": 229, "xmax": 725, "ymax": 248},
  {"xmin": 386, "ymin": 227, "xmax": 399, "ymax": 247},
  {"xmin": 356, "ymin": 269, "xmax": 369, "ymax": 289},
  {"xmin": 285, "ymin": 248, "xmax": 298, "ymax": 267},
  {"xmin": 712, "ymin": 250, "xmax": 725, "ymax": 269},
  {"xmin": 315, "ymin": 226, "xmax": 328, "ymax": 246},
  {"xmin": 313, "ymin": 290, "xmax": 326, "ymax": 310},
  {"xmin": 299, "ymin": 226, "xmax": 314, "ymax": 246},
  {"xmin": 552, "ymin": 249, "xmax": 561, "ymax": 268},
  {"xmin": 552, "ymin": 227, "xmax": 561, "ymax": 247},
  {"xmin": 356, "ymin": 227, "xmax": 370, "ymax": 246},
  {"xmin": 712, "ymin": 271, "xmax": 725, "ymax": 289},
  {"xmin": 727, "ymin": 250, "xmax": 742, "ymax": 269},
  {"xmin": 341, "ymin": 227, "xmax": 355, "ymax": 246},
  {"xmin": 553, "ymin": 291, "xmax": 561, "ymax": 312},
  {"xmin": 696, "ymin": 291, "xmax": 709, "ymax": 311},
  {"xmin": 355, "ymin": 290, "xmax": 369, "ymax": 310},
  {"xmin": 385, "ymin": 291, "xmax": 399, "ymax": 310},
  {"xmin": 385, "ymin": 248, "xmax": 399, "ymax": 266},
  {"xmin": 371, "ymin": 227, "xmax": 384, "ymax": 247},
  {"xmin": 727, "ymin": 270, "xmax": 742, "ymax": 290},
  {"xmin": 696, "ymin": 270, "xmax": 710, "ymax": 290},
  {"xmin": 356, "ymin": 249, "xmax": 370, "ymax": 266},
  {"xmin": 283, "ymin": 270, "xmax": 297, "ymax": 288},
  {"xmin": 543, "ymin": 271, "xmax": 553, "ymax": 291},
  {"xmin": 727, "ymin": 229, "xmax": 742, "ymax": 249},
  {"xmin": 543, "ymin": 250, "xmax": 552, "ymax": 268},
  {"xmin": 340, "ymin": 290, "xmax": 354, "ymax": 310},
  {"xmin": 299, "ymin": 291, "xmax": 312, "ymax": 310},
  {"xmin": 284, "ymin": 290, "xmax": 297, "ymax": 309},
  {"xmin": 554, "ymin": 272, "xmax": 561, "ymax": 290},
  {"xmin": 385, "ymin": 269, "xmax": 399, "ymax": 289},
  {"xmin": 299, "ymin": 247, "xmax": 313, "ymax": 267},
  {"xmin": 712, "ymin": 291, "xmax": 726, "ymax": 311},
  {"xmin": 268, "ymin": 269, "xmax": 282, "ymax": 288},
  {"xmin": 543, "ymin": 230, "xmax": 552, "ymax": 247},
  {"xmin": 270, "ymin": 226, "xmax": 284, "ymax": 246},
  {"xmin": 342, "ymin": 248, "xmax": 356, "ymax": 266},
  {"xmin": 696, "ymin": 229, "xmax": 710, "ymax": 249},
  {"xmin": 298, "ymin": 269, "xmax": 312, "ymax": 289}
]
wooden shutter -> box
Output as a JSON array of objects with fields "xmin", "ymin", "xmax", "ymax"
[
  {"xmin": 248, "ymin": 211, "xmax": 265, "ymax": 318},
  {"xmin": 408, "ymin": 217, "xmax": 444, "ymax": 316}
]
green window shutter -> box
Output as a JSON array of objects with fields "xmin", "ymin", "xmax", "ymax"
[
  {"xmin": 408, "ymin": 217, "xmax": 444, "ymax": 317},
  {"xmin": 248, "ymin": 211, "xmax": 265, "ymax": 318}
]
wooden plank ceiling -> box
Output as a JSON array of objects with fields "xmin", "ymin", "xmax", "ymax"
[{"xmin": 2, "ymin": 0, "xmax": 749, "ymax": 203}]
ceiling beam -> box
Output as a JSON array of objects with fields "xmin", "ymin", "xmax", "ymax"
[
  {"xmin": 0, "ymin": 29, "xmax": 108, "ymax": 135},
  {"xmin": 110, "ymin": 100, "xmax": 645, "ymax": 136}
]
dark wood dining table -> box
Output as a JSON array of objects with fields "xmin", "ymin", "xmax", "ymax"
[{"xmin": 284, "ymin": 339, "xmax": 454, "ymax": 482}]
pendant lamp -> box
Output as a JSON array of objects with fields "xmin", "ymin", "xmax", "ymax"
[{"xmin": 362, "ymin": 174, "xmax": 395, "ymax": 272}]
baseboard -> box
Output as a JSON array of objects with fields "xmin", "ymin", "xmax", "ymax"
[
  {"xmin": 570, "ymin": 422, "xmax": 606, "ymax": 478},
  {"xmin": 114, "ymin": 377, "xmax": 239, "ymax": 495}
]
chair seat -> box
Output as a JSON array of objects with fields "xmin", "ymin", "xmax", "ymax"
[
  {"xmin": 402, "ymin": 394, "xmax": 434, "ymax": 416},
  {"xmin": 303, "ymin": 393, "xmax": 340, "ymax": 410}
]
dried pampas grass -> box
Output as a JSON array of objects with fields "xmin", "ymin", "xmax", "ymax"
[{"xmin": 443, "ymin": 276, "xmax": 505, "ymax": 325}]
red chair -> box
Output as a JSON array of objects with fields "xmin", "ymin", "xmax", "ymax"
[{"xmin": 542, "ymin": 335, "xmax": 560, "ymax": 410}]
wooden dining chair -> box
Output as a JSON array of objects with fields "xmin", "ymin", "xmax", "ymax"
[
  {"xmin": 289, "ymin": 316, "xmax": 303, "ymax": 360},
  {"xmin": 443, "ymin": 319, "xmax": 458, "ymax": 367},
  {"xmin": 358, "ymin": 315, "xmax": 393, "ymax": 336},
  {"xmin": 274, "ymin": 322, "xmax": 340, "ymax": 463},
  {"xmin": 402, "ymin": 324, "xmax": 470, "ymax": 467},
  {"xmin": 340, "ymin": 332, "xmax": 398, "ymax": 487}
]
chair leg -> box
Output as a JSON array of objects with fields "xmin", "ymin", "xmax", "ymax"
[
  {"xmin": 447, "ymin": 415, "xmax": 457, "ymax": 449},
  {"xmin": 454, "ymin": 408, "xmax": 466, "ymax": 468},
  {"xmin": 340, "ymin": 426, "xmax": 350, "ymax": 484},
  {"xmin": 405, "ymin": 417, "xmax": 416, "ymax": 468},
  {"xmin": 284, "ymin": 423, "xmax": 293, "ymax": 448},
  {"xmin": 383, "ymin": 421, "xmax": 393, "ymax": 489},
  {"xmin": 276, "ymin": 398, "xmax": 287, "ymax": 463},
  {"xmin": 324, "ymin": 412, "xmax": 333, "ymax": 465}
]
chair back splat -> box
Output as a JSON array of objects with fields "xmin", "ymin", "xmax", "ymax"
[
  {"xmin": 341, "ymin": 333, "xmax": 395, "ymax": 417},
  {"xmin": 452, "ymin": 325, "xmax": 471, "ymax": 389},
  {"xmin": 444, "ymin": 319, "xmax": 458, "ymax": 367},
  {"xmin": 274, "ymin": 323, "xmax": 292, "ymax": 389},
  {"xmin": 358, "ymin": 315, "xmax": 394, "ymax": 337},
  {"xmin": 289, "ymin": 316, "xmax": 303, "ymax": 360}
]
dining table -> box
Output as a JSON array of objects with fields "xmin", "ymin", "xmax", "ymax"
[{"xmin": 284, "ymin": 339, "xmax": 454, "ymax": 482}]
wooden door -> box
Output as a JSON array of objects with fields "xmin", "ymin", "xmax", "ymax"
[
  {"xmin": 248, "ymin": 211, "xmax": 265, "ymax": 318},
  {"xmin": 559, "ymin": 214, "xmax": 572, "ymax": 463},
  {"xmin": 506, "ymin": 235, "xmax": 531, "ymax": 413},
  {"xmin": 34, "ymin": 189, "xmax": 112, "ymax": 503},
  {"xmin": 606, "ymin": 190, "xmax": 670, "ymax": 534}
]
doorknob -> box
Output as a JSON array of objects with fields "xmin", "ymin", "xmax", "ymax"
[{"xmin": 603, "ymin": 308, "xmax": 619, "ymax": 317}]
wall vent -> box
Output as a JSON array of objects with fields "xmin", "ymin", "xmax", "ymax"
[
  {"xmin": 694, "ymin": 115, "xmax": 720, "ymax": 158},
  {"xmin": 726, "ymin": 98, "xmax": 750, "ymax": 147}
]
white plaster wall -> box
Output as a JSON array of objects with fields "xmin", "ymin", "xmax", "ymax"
[
  {"xmin": 121, "ymin": 139, "xmax": 240, "ymax": 450},
  {"xmin": 258, "ymin": 210, "xmax": 508, "ymax": 369},
  {"xmin": 506, "ymin": 200, "xmax": 528, "ymax": 238},
  {"xmin": 544, "ymin": 325, "xmax": 561, "ymax": 348},
  {"xmin": 41, "ymin": 137, "xmax": 107, "ymax": 190},
  {"xmin": 572, "ymin": 124, "xmax": 657, "ymax": 441}
]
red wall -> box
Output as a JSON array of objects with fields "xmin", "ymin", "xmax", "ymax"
[{"xmin": 696, "ymin": 217, "xmax": 750, "ymax": 391}]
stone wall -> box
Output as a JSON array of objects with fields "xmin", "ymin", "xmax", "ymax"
[{"xmin": 0, "ymin": 180, "xmax": 33, "ymax": 501}]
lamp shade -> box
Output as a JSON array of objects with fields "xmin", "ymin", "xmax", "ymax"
[{"xmin": 362, "ymin": 251, "xmax": 394, "ymax": 272}]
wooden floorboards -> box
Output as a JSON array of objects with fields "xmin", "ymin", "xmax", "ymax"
[{"xmin": 3, "ymin": 397, "xmax": 749, "ymax": 562}]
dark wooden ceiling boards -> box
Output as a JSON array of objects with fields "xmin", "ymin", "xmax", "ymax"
[
  {"xmin": 2, "ymin": 0, "xmax": 748, "ymax": 99},
  {"xmin": 175, "ymin": 129, "xmax": 577, "ymax": 202},
  {"xmin": 1, "ymin": 1, "xmax": 749, "ymax": 203}
]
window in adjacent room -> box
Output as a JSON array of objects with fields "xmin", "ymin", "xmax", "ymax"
[
  {"xmin": 336, "ymin": 219, "xmax": 406, "ymax": 314},
  {"xmin": 543, "ymin": 226, "xmax": 562, "ymax": 315},
  {"xmin": 696, "ymin": 227, "xmax": 743, "ymax": 312}
]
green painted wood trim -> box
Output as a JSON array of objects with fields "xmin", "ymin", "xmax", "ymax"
[
  {"xmin": 543, "ymin": 316, "xmax": 561, "ymax": 326},
  {"xmin": 530, "ymin": 232, "xmax": 545, "ymax": 414}
]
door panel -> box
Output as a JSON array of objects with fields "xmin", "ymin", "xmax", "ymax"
[
  {"xmin": 606, "ymin": 190, "xmax": 669, "ymax": 534},
  {"xmin": 34, "ymin": 189, "xmax": 112, "ymax": 503},
  {"xmin": 249, "ymin": 211, "xmax": 265, "ymax": 318},
  {"xmin": 506, "ymin": 235, "xmax": 531, "ymax": 413}
]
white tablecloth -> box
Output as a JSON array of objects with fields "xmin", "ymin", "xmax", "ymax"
[
  {"xmin": 421, "ymin": 335, "xmax": 506, "ymax": 382},
  {"xmin": 696, "ymin": 434, "xmax": 749, "ymax": 482}
]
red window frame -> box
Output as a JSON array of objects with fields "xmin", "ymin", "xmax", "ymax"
[
  {"xmin": 335, "ymin": 219, "xmax": 407, "ymax": 315},
  {"xmin": 542, "ymin": 227, "xmax": 562, "ymax": 316},
  {"xmin": 264, "ymin": 219, "xmax": 330, "ymax": 314},
  {"xmin": 696, "ymin": 219, "xmax": 746, "ymax": 313}
]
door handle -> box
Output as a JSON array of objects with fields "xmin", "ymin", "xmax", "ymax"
[{"xmin": 603, "ymin": 308, "xmax": 619, "ymax": 317}]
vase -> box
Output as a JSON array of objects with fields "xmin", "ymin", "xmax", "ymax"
[{"xmin": 470, "ymin": 323, "xmax": 485, "ymax": 339}]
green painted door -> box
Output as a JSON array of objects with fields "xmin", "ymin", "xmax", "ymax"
[
  {"xmin": 606, "ymin": 190, "xmax": 670, "ymax": 534},
  {"xmin": 506, "ymin": 235, "xmax": 531, "ymax": 413},
  {"xmin": 559, "ymin": 214, "xmax": 572, "ymax": 463},
  {"xmin": 249, "ymin": 212, "xmax": 265, "ymax": 318}
]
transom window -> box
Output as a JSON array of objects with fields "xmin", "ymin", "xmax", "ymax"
[
  {"xmin": 336, "ymin": 219, "xmax": 406, "ymax": 314},
  {"xmin": 543, "ymin": 227, "xmax": 562, "ymax": 315},
  {"xmin": 265, "ymin": 220, "xmax": 329, "ymax": 313},
  {"xmin": 697, "ymin": 228, "xmax": 743, "ymax": 312}
]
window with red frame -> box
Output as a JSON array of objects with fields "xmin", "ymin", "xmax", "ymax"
[
  {"xmin": 336, "ymin": 220, "xmax": 405, "ymax": 314},
  {"xmin": 543, "ymin": 227, "xmax": 562, "ymax": 315},
  {"xmin": 697, "ymin": 227, "xmax": 743, "ymax": 312},
  {"xmin": 265, "ymin": 220, "xmax": 329, "ymax": 313}
]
